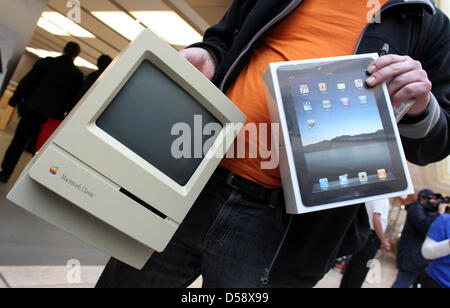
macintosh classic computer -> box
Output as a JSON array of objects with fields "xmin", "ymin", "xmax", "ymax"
[{"xmin": 7, "ymin": 29, "xmax": 246, "ymax": 269}]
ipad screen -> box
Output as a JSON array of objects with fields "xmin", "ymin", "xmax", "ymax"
[{"xmin": 277, "ymin": 58, "xmax": 408, "ymax": 207}]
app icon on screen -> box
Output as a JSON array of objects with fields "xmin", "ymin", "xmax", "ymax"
[
  {"xmin": 304, "ymin": 102, "xmax": 313, "ymax": 112},
  {"xmin": 337, "ymin": 82, "xmax": 346, "ymax": 90},
  {"xmin": 378, "ymin": 169, "xmax": 387, "ymax": 180},
  {"xmin": 322, "ymin": 100, "xmax": 332, "ymax": 109},
  {"xmin": 300, "ymin": 84, "xmax": 309, "ymax": 94},
  {"xmin": 359, "ymin": 172, "xmax": 368, "ymax": 183},
  {"xmin": 359, "ymin": 96, "xmax": 368, "ymax": 106},
  {"xmin": 319, "ymin": 178, "xmax": 329, "ymax": 189},
  {"xmin": 341, "ymin": 97, "xmax": 350, "ymax": 107},
  {"xmin": 355, "ymin": 79, "xmax": 364, "ymax": 88},
  {"xmin": 339, "ymin": 174, "xmax": 349, "ymax": 185},
  {"xmin": 319, "ymin": 83, "xmax": 327, "ymax": 92},
  {"xmin": 307, "ymin": 119, "xmax": 317, "ymax": 129}
]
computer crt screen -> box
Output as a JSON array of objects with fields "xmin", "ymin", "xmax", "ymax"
[{"xmin": 96, "ymin": 60, "xmax": 222, "ymax": 186}]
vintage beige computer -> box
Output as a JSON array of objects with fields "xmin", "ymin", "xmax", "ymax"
[{"xmin": 7, "ymin": 29, "xmax": 246, "ymax": 269}]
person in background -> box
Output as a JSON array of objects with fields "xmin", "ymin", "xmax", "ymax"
[
  {"xmin": 76, "ymin": 54, "xmax": 112, "ymax": 107},
  {"xmin": 340, "ymin": 199, "xmax": 391, "ymax": 288},
  {"xmin": 419, "ymin": 212, "xmax": 450, "ymax": 288},
  {"xmin": 0, "ymin": 42, "xmax": 83, "ymax": 182},
  {"xmin": 392, "ymin": 189, "xmax": 446, "ymax": 288},
  {"xmin": 33, "ymin": 54, "xmax": 113, "ymax": 154}
]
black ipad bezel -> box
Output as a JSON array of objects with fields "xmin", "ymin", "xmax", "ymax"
[{"xmin": 276, "ymin": 58, "xmax": 409, "ymax": 207}]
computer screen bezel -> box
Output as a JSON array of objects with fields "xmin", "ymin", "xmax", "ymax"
[
  {"xmin": 51, "ymin": 29, "xmax": 246, "ymax": 224},
  {"xmin": 275, "ymin": 58, "xmax": 410, "ymax": 207},
  {"xmin": 264, "ymin": 54, "xmax": 413, "ymax": 213}
]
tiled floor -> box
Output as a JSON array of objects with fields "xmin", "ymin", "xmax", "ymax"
[
  {"xmin": 316, "ymin": 252, "xmax": 399, "ymax": 288},
  {"xmin": 0, "ymin": 252, "xmax": 399, "ymax": 288},
  {"xmin": 0, "ymin": 112, "xmax": 400, "ymax": 288},
  {"xmin": 0, "ymin": 274, "xmax": 8, "ymax": 288},
  {"xmin": 0, "ymin": 117, "xmax": 108, "ymax": 267},
  {"xmin": 0, "ymin": 266, "xmax": 103, "ymax": 288}
]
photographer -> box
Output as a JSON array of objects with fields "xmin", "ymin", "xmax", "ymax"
[
  {"xmin": 392, "ymin": 189, "xmax": 446, "ymax": 288},
  {"xmin": 419, "ymin": 212, "xmax": 450, "ymax": 288}
]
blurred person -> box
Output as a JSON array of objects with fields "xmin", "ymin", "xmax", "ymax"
[
  {"xmin": 419, "ymin": 211, "xmax": 450, "ymax": 288},
  {"xmin": 0, "ymin": 42, "xmax": 83, "ymax": 182},
  {"xmin": 391, "ymin": 189, "xmax": 445, "ymax": 288},
  {"xmin": 34, "ymin": 55, "xmax": 113, "ymax": 153},
  {"xmin": 340, "ymin": 199, "xmax": 391, "ymax": 288}
]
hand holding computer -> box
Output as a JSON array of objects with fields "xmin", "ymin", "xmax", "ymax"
[
  {"xmin": 366, "ymin": 55, "xmax": 432, "ymax": 116},
  {"xmin": 179, "ymin": 48, "xmax": 216, "ymax": 80}
]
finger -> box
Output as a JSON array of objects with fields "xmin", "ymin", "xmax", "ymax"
[
  {"xmin": 179, "ymin": 48, "xmax": 192, "ymax": 61},
  {"xmin": 386, "ymin": 69, "xmax": 429, "ymax": 96},
  {"xmin": 367, "ymin": 60, "xmax": 422, "ymax": 87},
  {"xmin": 180, "ymin": 48, "xmax": 205, "ymax": 69},
  {"xmin": 390, "ymin": 81, "xmax": 431, "ymax": 106},
  {"xmin": 367, "ymin": 54, "xmax": 409, "ymax": 74},
  {"xmin": 407, "ymin": 94, "xmax": 431, "ymax": 116}
]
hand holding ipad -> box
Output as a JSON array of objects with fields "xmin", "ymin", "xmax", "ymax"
[{"xmin": 263, "ymin": 54, "xmax": 413, "ymax": 214}]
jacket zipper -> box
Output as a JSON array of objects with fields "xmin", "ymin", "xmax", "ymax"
[
  {"xmin": 261, "ymin": 216, "xmax": 293, "ymax": 285},
  {"xmin": 354, "ymin": 0, "xmax": 434, "ymax": 54},
  {"xmin": 380, "ymin": 43, "xmax": 390, "ymax": 56},
  {"xmin": 219, "ymin": 0, "xmax": 303, "ymax": 91}
]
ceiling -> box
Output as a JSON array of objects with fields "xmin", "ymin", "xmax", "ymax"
[{"xmin": 27, "ymin": 0, "xmax": 232, "ymax": 73}]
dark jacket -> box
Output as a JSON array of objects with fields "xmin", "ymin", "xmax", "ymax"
[
  {"xmin": 77, "ymin": 70, "xmax": 102, "ymax": 100},
  {"xmin": 192, "ymin": 0, "xmax": 450, "ymax": 284},
  {"xmin": 9, "ymin": 55, "xmax": 83, "ymax": 119},
  {"xmin": 397, "ymin": 202, "xmax": 439, "ymax": 273},
  {"xmin": 193, "ymin": 0, "xmax": 450, "ymax": 165}
]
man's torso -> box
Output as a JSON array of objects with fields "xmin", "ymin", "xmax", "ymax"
[{"xmin": 222, "ymin": 0, "xmax": 388, "ymax": 188}]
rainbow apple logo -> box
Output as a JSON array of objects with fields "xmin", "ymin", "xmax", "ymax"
[{"xmin": 50, "ymin": 166, "xmax": 59, "ymax": 175}]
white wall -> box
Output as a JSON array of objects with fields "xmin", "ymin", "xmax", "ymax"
[
  {"xmin": 440, "ymin": 1, "xmax": 450, "ymax": 17},
  {"xmin": 0, "ymin": 0, "xmax": 48, "ymax": 94},
  {"xmin": 10, "ymin": 52, "xmax": 40, "ymax": 84},
  {"xmin": 0, "ymin": 23, "xmax": 18, "ymax": 89}
]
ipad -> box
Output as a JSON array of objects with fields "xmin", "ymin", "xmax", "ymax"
[{"xmin": 266, "ymin": 54, "xmax": 412, "ymax": 212}]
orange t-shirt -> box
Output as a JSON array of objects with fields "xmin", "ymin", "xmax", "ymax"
[{"xmin": 222, "ymin": 0, "xmax": 388, "ymax": 189}]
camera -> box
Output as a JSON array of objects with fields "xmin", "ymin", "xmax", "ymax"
[
  {"xmin": 421, "ymin": 193, "xmax": 450, "ymax": 213},
  {"xmin": 435, "ymin": 194, "xmax": 450, "ymax": 205}
]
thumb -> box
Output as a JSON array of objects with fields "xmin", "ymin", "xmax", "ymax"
[
  {"xmin": 179, "ymin": 48, "xmax": 192, "ymax": 61},
  {"xmin": 180, "ymin": 48, "xmax": 207, "ymax": 69}
]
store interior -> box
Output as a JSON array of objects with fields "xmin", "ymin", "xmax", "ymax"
[{"xmin": 0, "ymin": 0, "xmax": 448, "ymax": 288}]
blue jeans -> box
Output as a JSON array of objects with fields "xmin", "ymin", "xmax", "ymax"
[
  {"xmin": 391, "ymin": 270, "xmax": 421, "ymax": 288},
  {"xmin": 339, "ymin": 231, "xmax": 381, "ymax": 288},
  {"xmin": 96, "ymin": 174, "xmax": 295, "ymax": 288}
]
